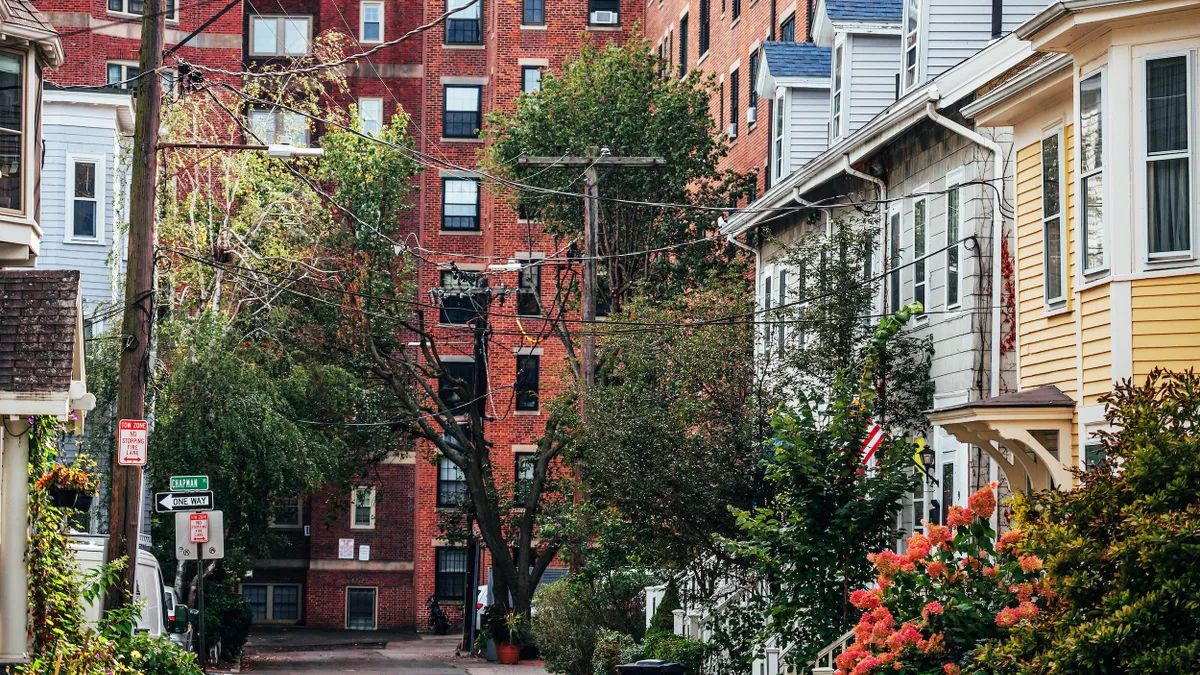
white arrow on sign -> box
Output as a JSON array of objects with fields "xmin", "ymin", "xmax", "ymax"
[{"xmin": 155, "ymin": 491, "xmax": 214, "ymax": 513}]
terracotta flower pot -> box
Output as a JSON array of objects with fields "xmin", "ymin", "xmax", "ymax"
[{"xmin": 495, "ymin": 642, "xmax": 521, "ymax": 665}]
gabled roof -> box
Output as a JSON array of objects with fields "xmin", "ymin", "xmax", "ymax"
[
  {"xmin": 0, "ymin": 0, "xmax": 64, "ymax": 67},
  {"xmin": 933, "ymin": 385, "xmax": 1077, "ymax": 414},
  {"xmin": 826, "ymin": 0, "xmax": 902, "ymax": 23},
  {"xmin": 761, "ymin": 42, "xmax": 832, "ymax": 79}
]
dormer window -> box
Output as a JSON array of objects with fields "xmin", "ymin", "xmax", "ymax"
[
  {"xmin": 831, "ymin": 41, "xmax": 844, "ymax": 141},
  {"xmin": 903, "ymin": 0, "xmax": 920, "ymax": 90},
  {"xmin": 774, "ymin": 92, "xmax": 786, "ymax": 179}
]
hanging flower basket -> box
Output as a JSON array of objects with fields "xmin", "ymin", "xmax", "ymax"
[
  {"xmin": 49, "ymin": 487, "xmax": 94, "ymax": 511},
  {"xmin": 39, "ymin": 461, "xmax": 99, "ymax": 511}
]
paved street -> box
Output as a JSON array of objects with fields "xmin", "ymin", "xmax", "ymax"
[{"xmin": 238, "ymin": 630, "xmax": 550, "ymax": 675}]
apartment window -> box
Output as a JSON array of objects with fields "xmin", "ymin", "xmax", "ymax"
[
  {"xmin": 514, "ymin": 453, "xmax": 535, "ymax": 503},
  {"xmin": 730, "ymin": 68, "xmax": 739, "ymax": 135},
  {"xmin": 913, "ymin": 197, "xmax": 927, "ymax": 313},
  {"xmin": 109, "ymin": 0, "xmax": 176, "ymax": 19},
  {"xmin": 446, "ymin": 0, "xmax": 482, "ymax": 44},
  {"xmin": 443, "ymin": 85, "xmax": 481, "ymax": 138},
  {"xmin": 524, "ymin": 0, "xmax": 544, "ymax": 24},
  {"xmin": 679, "ymin": 15, "xmax": 689, "ymax": 78},
  {"xmin": 270, "ymin": 498, "xmax": 302, "ymax": 528},
  {"xmin": 945, "ymin": 185, "xmax": 961, "ymax": 309},
  {"xmin": 106, "ymin": 62, "xmax": 139, "ymax": 89},
  {"xmin": 248, "ymin": 108, "xmax": 309, "ymax": 146},
  {"xmin": 515, "ymin": 355, "xmax": 540, "ymax": 411},
  {"xmin": 439, "ymin": 269, "xmax": 483, "ymax": 323},
  {"xmin": 243, "ymin": 585, "xmax": 267, "ymax": 619},
  {"xmin": 780, "ymin": 15, "xmax": 795, "ymax": 42},
  {"xmin": 776, "ymin": 269, "xmax": 788, "ymax": 356},
  {"xmin": 441, "ymin": 178, "xmax": 480, "ymax": 230},
  {"xmin": 250, "ymin": 16, "xmax": 311, "ymax": 57},
  {"xmin": 1042, "ymin": 131, "xmax": 1066, "ymax": 305},
  {"xmin": 522, "ymin": 66, "xmax": 542, "ymax": 94},
  {"xmin": 773, "ymin": 93, "xmax": 785, "ymax": 179},
  {"xmin": 831, "ymin": 42, "xmax": 844, "ymax": 140},
  {"xmin": 589, "ymin": 0, "xmax": 620, "ymax": 25},
  {"xmin": 903, "ymin": 0, "xmax": 919, "ymax": 89},
  {"xmin": 359, "ymin": 97, "xmax": 383, "ymax": 136},
  {"xmin": 346, "ymin": 587, "xmax": 377, "ymax": 630},
  {"xmin": 1145, "ymin": 55, "xmax": 1192, "ymax": 257},
  {"xmin": 763, "ymin": 274, "xmax": 773, "ymax": 353},
  {"xmin": 437, "ymin": 456, "xmax": 468, "ymax": 507},
  {"xmin": 719, "ymin": 80, "xmax": 725, "ymax": 130},
  {"xmin": 748, "ymin": 51, "xmax": 759, "ymax": 113},
  {"xmin": 67, "ymin": 155, "xmax": 103, "ymax": 242},
  {"xmin": 517, "ymin": 263, "xmax": 541, "ymax": 315},
  {"xmin": 435, "ymin": 548, "xmax": 468, "ymax": 600},
  {"xmin": 351, "ymin": 486, "xmax": 375, "ymax": 529},
  {"xmin": 439, "ymin": 360, "xmax": 477, "ymax": 415},
  {"xmin": 0, "ymin": 52, "xmax": 22, "ymax": 213},
  {"xmin": 732, "ymin": 0, "xmax": 741, "ymax": 21},
  {"xmin": 1080, "ymin": 71, "xmax": 1106, "ymax": 273},
  {"xmin": 360, "ymin": 1, "xmax": 383, "ymax": 42},
  {"xmin": 699, "ymin": 0, "xmax": 711, "ymax": 56},
  {"xmin": 241, "ymin": 584, "xmax": 302, "ymax": 621},
  {"xmin": 889, "ymin": 209, "xmax": 901, "ymax": 313}
]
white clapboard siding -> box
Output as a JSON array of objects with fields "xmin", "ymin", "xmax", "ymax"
[{"xmin": 847, "ymin": 33, "xmax": 901, "ymax": 135}]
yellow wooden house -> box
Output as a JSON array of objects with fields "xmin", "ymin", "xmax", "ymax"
[{"xmin": 930, "ymin": 0, "xmax": 1200, "ymax": 492}]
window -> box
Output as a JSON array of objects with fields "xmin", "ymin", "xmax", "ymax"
[
  {"xmin": 1145, "ymin": 55, "xmax": 1191, "ymax": 257},
  {"xmin": 1080, "ymin": 71, "xmax": 1106, "ymax": 273},
  {"xmin": 351, "ymin": 486, "xmax": 375, "ymax": 529},
  {"xmin": 732, "ymin": 0, "xmax": 741, "ymax": 21},
  {"xmin": 1042, "ymin": 131, "xmax": 1066, "ymax": 305},
  {"xmin": 748, "ymin": 51, "xmax": 759, "ymax": 113},
  {"xmin": 359, "ymin": 97, "xmax": 383, "ymax": 136},
  {"xmin": 67, "ymin": 155, "xmax": 103, "ymax": 242},
  {"xmin": 270, "ymin": 498, "xmax": 302, "ymax": 528},
  {"xmin": 514, "ymin": 453, "xmax": 535, "ymax": 503},
  {"xmin": 439, "ymin": 359, "xmax": 477, "ymax": 415},
  {"xmin": 439, "ymin": 269, "xmax": 483, "ymax": 323},
  {"xmin": 776, "ymin": 269, "xmax": 788, "ymax": 356},
  {"xmin": 773, "ymin": 93, "xmax": 785, "ymax": 179},
  {"xmin": 516, "ymin": 355, "xmax": 540, "ymax": 411},
  {"xmin": 889, "ymin": 209, "xmax": 901, "ymax": 313},
  {"xmin": 903, "ymin": 0, "xmax": 919, "ymax": 89},
  {"xmin": 437, "ymin": 456, "xmax": 468, "ymax": 507},
  {"xmin": 730, "ymin": 68, "xmax": 739, "ymax": 135},
  {"xmin": 831, "ymin": 42, "xmax": 844, "ymax": 140},
  {"xmin": 763, "ymin": 274, "xmax": 773, "ymax": 353},
  {"xmin": 940, "ymin": 463, "xmax": 954, "ymax": 525},
  {"xmin": 435, "ymin": 548, "xmax": 468, "ymax": 600},
  {"xmin": 588, "ymin": 0, "xmax": 620, "ymax": 25},
  {"xmin": 698, "ymin": 0, "xmax": 711, "ymax": 56},
  {"xmin": 248, "ymin": 109, "xmax": 309, "ymax": 146},
  {"xmin": 359, "ymin": 1, "xmax": 383, "ymax": 42},
  {"xmin": 517, "ymin": 263, "xmax": 541, "ymax": 315},
  {"xmin": 0, "ymin": 52, "xmax": 22, "ymax": 213},
  {"xmin": 913, "ymin": 197, "xmax": 927, "ymax": 314},
  {"xmin": 109, "ymin": 0, "xmax": 176, "ymax": 19},
  {"xmin": 679, "ymin": 15, "xmax": 689, "ymax": 78},
  {"xmin": 945, "ymin": 184, "xmax": 961, "ymax": 309},
  {"xmin": 243, "ymin": 585, "xmax": 267, "ymax": 620},
  {"xmin": 1084, "ymin": 442, "xmax": 1107, "ymax": 471},
  {"xmin": 446, "ymin": 0, "xmax": 482, "ymax": 44},
  {"xmin": 106, "ymin": 62, "xmax": 139, "ymax": 89},
  {"xmin": 522, "ymin": 66, "xmax": 542, "ymax": 94},
  {"xmin": 523, "ymin": 0, "xmax": 544, "ymax": 24},
  {"xmin": 441, "ymin": 179, "xmax": 480, "ymax": 230},
  {"xmin": 912, "ymin": 484, "xmax": 924, "ymax": 534},
  {"xmin": 250, "ymin": 16, "xmax": 311, "ymax": 57},
  {"xmin": 346, "ymin": 587, "xmax": 377, "ymax": 630},
  {"xmin": 241, "ymin": 584, "xmax": 301, "ymax": 622},
  {"xmin": 780, "ymin": 14, "xmax": 795, "ymax": 42},
  {"xmin": 443, "ymin": 85, "xmax": 481, "ymax": 138}
]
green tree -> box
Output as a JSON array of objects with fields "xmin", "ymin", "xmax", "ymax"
[{"xmin": 977, "ymin": 369, "xmax": 1200, "ymax": 675}]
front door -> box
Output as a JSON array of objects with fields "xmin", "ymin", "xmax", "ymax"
[{"xmin": 346, "ymin": 587, "xmax": 377, "ymax": 630}]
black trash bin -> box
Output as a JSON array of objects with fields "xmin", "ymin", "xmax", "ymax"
[{"xmin": 615, "ymin": 660, "xmax": 687, "ymax": 675}]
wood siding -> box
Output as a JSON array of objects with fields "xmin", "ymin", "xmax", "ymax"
[
  {"xmin": 788, "ymin": 87, "xmax": 832, "ymax": 170},
  {"xmin": 847, "ymin": 34, "xmax": 900, "ymax": 135},
  {"xmin": 1131, "ymin": 275, "xmax": 1200, "ymax": 378}
]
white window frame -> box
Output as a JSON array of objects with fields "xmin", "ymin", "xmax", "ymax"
[
  {"xmin": 944, "ymin": 169, "xmax": 964, "ymax": 310},
  {"xmin": 761, "ymin": 264, "xmax": 774, "ymax": 356},
  {"xmin": 105, "ymin": 61, "xmax": 139, "ymax": 89},
  {"xmin": 1140, "ymin": 51, "xmax": 1196, "ymax": 263},
  {"xmin": 1041, "ymin": 127, "xmax": 1068, "ymax": 308},
  {"xmin": 65, "ymin": 153, "xmax": 106, "ymax": 244},
  {"xmin": 108, "ymin": 0, "xmax": 177, "ymax": 21},
  {"xmin": 1078, "ymin": 68, "xmax": 1109, "ymax": 276},
  {"xmin": 830, "ymin": 37, "xmax": 846, "ymax": 142},
  {"xmin": 773, "ymin": 91, "xmax": 787, "ymax": 180},
  {"xmin": 776, "ymin": 266, "xmax": 789, "ymax": 356},
  {"xmin": 888, "ymin": 202, "xmax": 902, "ymax": 314},
  {"xmin": 344, "ymin": 586, "xmax": 378, "ymax": 630},
  {"xmin": 902, "ymin": 0, "xmax": 921, "ymax": 92},
  {"xmin": 911, "ymin": 191, "xmax": 929, "ymax": 319},
  {"xmin": 249, "ymin": 15, "xmax": 313, "ymax": 57},
  {"xmin": 350, "ymin": 486, "xmax": 376, "ymax": 529},
  {"xmin": 360, "ymin": 1, "xmax": 384, "ymax": 44},
  {"xmin": 249, "ymin": 108, "xmax": 310, "ymax": 147},
  {"xmin": 358, "ymin": 97, "xmax": 384, "ymax": 136},
  {"xmin": 269, "ymin": 497, "xmax": 303, "ymax": 529}
]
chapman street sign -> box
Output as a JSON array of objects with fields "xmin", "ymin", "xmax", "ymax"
[{"xmin": 169, "ymin": 475, "xmax": 209, "ymax": 491}]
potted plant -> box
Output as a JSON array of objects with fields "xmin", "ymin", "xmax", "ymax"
[
  {"xmin": 37, "ymin": 455, "xmax": 99, "ymax": 512},
  {"xmin": 495, "ymin": 611, "xmax": 529, "ymax": 665}
]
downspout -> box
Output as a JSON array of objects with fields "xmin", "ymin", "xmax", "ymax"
[
  {"xmin": 843, "ymin": 155, "xmax": 887, "ymax": 314},
  {"xmin": 924, "ymin": 102, "xmax": 1004, "ymax": 397}
]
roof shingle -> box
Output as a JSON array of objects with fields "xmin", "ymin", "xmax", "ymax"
[
  {"xmin": 826, "ymin": 0, "xmax": 903, "ymax": 23},
  {"xmin": 0, "ymin": 270, "xmax": 80, "ymax": 393},
  {"xmin": 762, "ymin": 42, "xmax": 832, "ymax": 79}
]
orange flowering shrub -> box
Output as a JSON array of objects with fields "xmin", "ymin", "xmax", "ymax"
[{"xmin": 834, "ymin": 484, "xmax": 1047, "ymax": 675}]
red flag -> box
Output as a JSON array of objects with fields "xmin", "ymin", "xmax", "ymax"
[{"xmin": 860, "ymin": 423, "xmax": 885, "ymax": 466}]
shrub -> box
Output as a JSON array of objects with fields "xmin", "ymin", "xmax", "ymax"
[
  {"xmin": 533, "ymin": 580, "xmax": 596, "ymax": 675},
  {"xmin": 644, "ymin": 632, "xmax": 709, "ymax": 675},
  {"xmin": 647, "ymin": 581, "xmax": 680, "ymax": 637},
  {"xmin": 619, "ymin": 642, "xmax": 645, "ymax": 665},
  {"xmin": 204, "ymin": 585, "xmax": 254, "ymax": 661},
  {"xmin": 592, "ymin": 629, "xmax": 636, "ymax": 675}
]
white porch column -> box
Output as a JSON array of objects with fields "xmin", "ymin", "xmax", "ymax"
[{"xmin": 0, "ymin": 419, "xmax": 30, "ymax": 663}]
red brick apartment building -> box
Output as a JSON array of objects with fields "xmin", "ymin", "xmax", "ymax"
[{"xmin": 35, "ymin": 0, "xmax": 810, "ymax": 631}]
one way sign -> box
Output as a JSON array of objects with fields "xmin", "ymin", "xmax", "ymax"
[{"xmin": 155, "ymin": 491, "xmax": 214, "ymax": 513}]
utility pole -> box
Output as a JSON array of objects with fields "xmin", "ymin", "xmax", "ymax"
[
  {"xmin": 461, "ymin": 287, "xmax": 487, "ymax": 651},
  {"xmin": 105, "ymin": 0, "xmax": 165, "ymax": 612},
  {"xmin": 518, "ymin": 150, "xmax": 665, "ymax": 414}
]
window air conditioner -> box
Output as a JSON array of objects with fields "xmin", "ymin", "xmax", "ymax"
[
  {"xmin": 728, "ymin": 122, "xmax": 738, "ymax": 139},
  {"xmin": 591, "ymin": 10, "xmax": 619, "ymax": 24},
  {"xmin": 747, "ymin": 105, "xmax": 757, "ymax": 125}
]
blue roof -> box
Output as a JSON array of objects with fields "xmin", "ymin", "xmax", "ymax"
[
  {"xmin": 826, "ymin": 0, "xmax": 902, "ymax": 22},
  {"xmin": 761, "ymin": 42, "xmax": 832, "ymax": 79}
]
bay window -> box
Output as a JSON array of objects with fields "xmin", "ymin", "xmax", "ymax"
[
  {"xmin": 1145, "ymin": 54, "xmax": 1192, "ymax": 258},
  {"xmin": 1042, "ymin": 131, "xmax": 1066, "ymax": 304},
  {"xmin": 0, "ymin": 52, "xmax": 22, "ymax": 213},
  {"xmin": 1079, "ymin": 71, "xmax": 1107, "ymax": 273}
]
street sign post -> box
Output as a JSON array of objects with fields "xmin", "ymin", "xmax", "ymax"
[
  {"xmin": 155, "ymin": 491, "xmax": 214, "ymax": 513},
  {"xmin": 117, "ymin": 419, "xmax": 148, "ymax": 466},
  {"xmin": 169, "ymin": 475, "xmax": 209, "ymax": 492}
]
